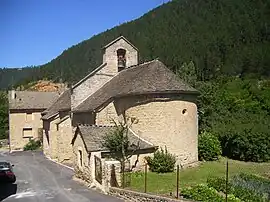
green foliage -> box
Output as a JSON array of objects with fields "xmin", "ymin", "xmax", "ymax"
[
  {"xmin": 232, "ymin": 173, "xmax": 270, "ymax": 200},
  {"xmin": 145, "ymin": 147, "xmax": 176, "ymax": 173},
  {"xmin": 181, "ymin": 184, "xmax": 241, "ymax": 202},
  {"xmin": 102, "ymin": 121, "xmax": 140, "ymax": 163},
  {"xmin": 232, "ymin": 186, "xmax": 265, "ymax": 202},
  {"xmin": 207, "ymin": 177, "xmax": 233, "ymax": 193},
  {"xmin": 0, "ymin": 92, "xmax": 8, "ymax": 139},
  {"xmin": 177, "ymin": 61, "xmax": 197, "ymax": 86},
  {"xmin": 0, "ymin": 67, "xmax": 39, "ymax": 90},
  {"xmin": 1, "ymin": 0, "xmax": 270, "ymax": 88},
  {"xmin": 207, "ymin": 176, "xmax": 268, "ymax": 202},
  {"xmin": 198, "ymin": 131, "xmax": 222, "ymax": 161},
  {"xmin": 197, "ymin": 79, "xmax": 270, "ymax": 162},
  {"xmin": 23, "ymin": 139, "xmax": 41, "ymax": 151},
  {"xmin": 103, "ymin": 122, "xmax": 129, "ymax": 157}
]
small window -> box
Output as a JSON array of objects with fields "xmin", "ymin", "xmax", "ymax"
[
  {"xmin": 182, "ymin": 109, "xmax": 187, "ymax": 115},
  {"xmin": 23, "ymin": 128, "xmax": 33, "ymax": 138},
  {"xmin": 78, "ymin": 150, "xmax": 83, "ymax": 167},
  {"xmin": 117, "ymin": 49, "xmax": 126, "ymax": 72},
  {"xmin": 26, "ymin": 112, "xmax": 32, "ymax": 121}
]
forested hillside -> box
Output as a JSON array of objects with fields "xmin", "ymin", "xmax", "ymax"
[
  {"xmin": 0, "ymin": 67, "xmax": 39, "ymax": 90},
  {"xmin": 0, "ymin": 0, "xmax": 269, "ymax": 161},
  {"xmin": 0, "ymin": 92, "xmax": 8, "ymax": 139},
  {"xmin": 0, "ymin": 0, "xmax": 269, "ymax": 87}
]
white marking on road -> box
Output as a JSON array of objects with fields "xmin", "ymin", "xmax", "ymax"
[
  {"xmin": 7, "ymin": 191, "xmax": 36, "ymax": 199},
  {"xmin": 0, "ymin": 151, "xmax": 8, "ymax": 156}
]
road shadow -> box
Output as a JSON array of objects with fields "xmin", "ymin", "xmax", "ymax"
[{"xmin": 0, "ymin": 183, "xmax": 17, "ymax": 201}]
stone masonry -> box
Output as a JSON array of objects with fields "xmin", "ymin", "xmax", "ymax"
[
  {"xmin": 71, "ymin": 37, "xmax": 138, "ymax": 109},
  {"xmin": 9, "ymin": 111, "xmax": 44, "ymax": 151}
]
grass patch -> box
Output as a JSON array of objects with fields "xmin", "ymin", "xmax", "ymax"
[{"xmin": 129, "ymin": 158, "xmax": 270, "ymax": 195}]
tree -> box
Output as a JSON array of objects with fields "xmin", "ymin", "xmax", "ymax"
[
  {"xmin": 177, "ymin": 61, "xmax": 197, "ymax": 86},
  {"xmin": 0, "ymin": 92, "xmax": 8, "ymax": 140},
  {"xmin": 102, "ymin": 120, "xmax": 140, "ymax": 187}
]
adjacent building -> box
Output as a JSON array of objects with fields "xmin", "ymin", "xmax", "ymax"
[
  {"xmin": 8, "ymin": 91, "xmax": 58, "ymax": 151},
  {"xmin": 41, "ymin": 89, "xmax": 73, "ymax": 165}
]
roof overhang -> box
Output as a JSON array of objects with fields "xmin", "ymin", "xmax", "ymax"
[
  {"xmin": 102, "ymin": 36, "xmax": 138, "ymax": 51},
  {"xmin": 72, "ymin": 90, "xmax": 200, "ymax": 113}
]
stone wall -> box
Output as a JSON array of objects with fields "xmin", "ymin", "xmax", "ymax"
[
  {"xmin": 109, "ymin": 187, "xmax": 192, "ymax": 202},
  {"xmin": 71, "ymin": 66, "xmax": 114, "ymax": 109},
  {"xmin": 115, "ymin": 94, "xmax": 198, "ymax": 166},
  {"xmin": 96, "ymin": 102, "xmax": 119, "ymax": 126},
  {"xmin": 72, "ymin": 133, "xmax": 92, "ymax": 182},
  {"xmin": 9, "ymin": 110, "xmax": 44, "ymax": 151},
  {"xmin": 49, "ymin": 118, "xmax": 60, "ymax": 160},
  {"xmin": 57, "ymin": 116, "xmax": 73, "ymax": 164},
  {"xmin": 42, "ymin": 120, "xmax": 50, "ymax": 157},
  {"xmin": 71, "ymin": 37, "xmax": 138, "ymax": 109},
  {"xmin": 103, "ymin": 37, "xmax": 138, "ymax": 70}
]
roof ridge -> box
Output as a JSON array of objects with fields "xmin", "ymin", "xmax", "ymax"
[
  {"xmin": 10, "ymin": 90, "xmax": 58, "ymax": 93},
  {"xmin": 128, "ymin": 128, "xmax": 154, "ymax": 146},
  {"xmin": 78, "ymin": 124, "xmax": 115, "ymax": 128}
]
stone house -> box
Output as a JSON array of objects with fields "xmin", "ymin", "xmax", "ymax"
[
  {"xmin": 41, "ymin": 89, "xmax": 73, "ymax": 165},
  {"xmin": 71, "ymin": 124, "xmax": 156, "ymax": 190},
  {"xmin": 8, "ymin": 90, "xmax": 58, "ymax": 151}
]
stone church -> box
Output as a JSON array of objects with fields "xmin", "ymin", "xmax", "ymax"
[
  {"xmin": 33, "ymin": 36, "xmax": 199, "ymax": 188},
  {"xmin": 8, "ymin": 36, "xmax": 199, "ymax": 189}
]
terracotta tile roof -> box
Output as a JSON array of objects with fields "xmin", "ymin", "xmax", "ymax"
[
  {"xmin": 75, "ymin": 125, "xmax": 155, "ymax": 152},
  {"xmin": 74, "ymin": 59, "xmax": 198, "ymax": 113},
  {"xmin": 42, "ymin": 89, "xmax": 71, "ymax": 120},
  {"xmin": 8, "ymin": 91, "xmax": 59, "ymax": 110}
]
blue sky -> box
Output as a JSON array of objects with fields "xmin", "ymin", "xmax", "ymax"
[{"xmin": 0, "ymin": 0, "xmax": 170, "ymax": 68}]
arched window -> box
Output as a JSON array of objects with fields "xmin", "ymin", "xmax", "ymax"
[{"xmin": 117, "ymin": 49, "xmax": 126, "ymax": 72}]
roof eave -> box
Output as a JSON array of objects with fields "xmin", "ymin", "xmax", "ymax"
[
  {"xmin": 72, "ymin": 63, "xmax": 107, "ymax": 89},
  {"xmin": 102, "ymin": 36, "xmax": 138, "ymax": 51},
  {"xmin": 72, "ymin": 90, "xmax": 199, "ymax": 113}
]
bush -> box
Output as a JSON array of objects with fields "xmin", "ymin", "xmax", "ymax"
[
  {"xmin": 181, "ymin": 184, "xmax": 241, "ymax": 202},
  {"xmin": 145, "ymin": 147, "xmax": 176, "ymax": 173},
  {"xmin": 221, "ymin": 130, "xmax": 270, "ymax": 162},
  {"xmin": 207, "ymin": 177, "xmax": 233, "ymax": 193},
  {"xmin": 198, "ymin": 132, "xmax": 222, "ymax": 161},
  {"xmin": 23, "ymin": 139, "xmax": 41, "ymax": 151}
]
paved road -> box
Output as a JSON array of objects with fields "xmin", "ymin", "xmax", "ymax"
[{"xmin": 0, "ymin": 151, "xmax": 122, "ymax": 202}]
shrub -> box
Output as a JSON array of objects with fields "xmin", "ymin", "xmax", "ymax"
[
  {"xmin": 23, "ymin": 139, "xmax": 41, "ymax": 151},
  {"xmin": 207, "ymin": 177, "xmax": 233, "ymax": 193},
  {"xmin": 220, "ymin": 130, "xmax": 270, "ymax": 162},
  {"xmin": 181, "ymin": 184, "xmax": 241, "ymax": 202},
  {"xmin": 198, "ymin": 132, "xmax": 221, "ymax": 161},
  {"xmin": 145, "ymin": 147, "xmax": 176, "ymax": 173}
]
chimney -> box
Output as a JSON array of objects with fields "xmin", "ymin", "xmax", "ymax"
[{"xmin": 11, "ymin": 90, "xmax": 16, "ymax": 99}]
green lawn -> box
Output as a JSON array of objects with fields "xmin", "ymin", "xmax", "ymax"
[{"xmin": 129, "ymin": 158, "xmax": 270, "ymax": 195}]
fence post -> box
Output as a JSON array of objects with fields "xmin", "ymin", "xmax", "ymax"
[
  {"xmin": 144, "ymin": 163, "xmax": 147, "ymax": 193},
  {"xmin": 122, "ymin": 161, "xmax": 125, "ymax": 188},
  {"xmin": 225, "ymin": 158, "xmax": 229, "ymax": 202},
  {"xmin": 176, "ymin": 165, "xmax": 180, "ymax": 199}
]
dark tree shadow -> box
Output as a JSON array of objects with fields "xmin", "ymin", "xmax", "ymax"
[{"xmin": 0, "ymin": 183, "xmax": 17, "ymax": 201}]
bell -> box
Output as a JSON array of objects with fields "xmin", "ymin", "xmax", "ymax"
[{"xmin": 118, "ymin": 59, "xmax": 125, "ymax": 68}]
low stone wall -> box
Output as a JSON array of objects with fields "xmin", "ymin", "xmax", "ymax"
[
  {"xmin": 109, "ymin": 187, "xmax": 193, "ymax": 202},
  {"xmin": 0, "ymin": 139, "xmax": 8, "ymax": 147}
]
